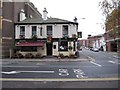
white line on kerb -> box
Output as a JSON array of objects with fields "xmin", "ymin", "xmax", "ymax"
[{"xmin": 90, "ymin": 61, "xmax": 102, "ymax": 67}]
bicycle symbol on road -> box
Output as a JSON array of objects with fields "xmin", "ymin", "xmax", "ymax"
[
  {"xmin": 58, "ymin": 68, "xmax": 69, "ymax": 76},
  {"xmin": 73, "ymin": 68, "xmax": 87, "ymax": 78},
  {"xmin": 58, "ymin": 68, "xmax": 87, "ymax": 78}
]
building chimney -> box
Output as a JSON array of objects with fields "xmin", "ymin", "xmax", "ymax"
[
  {"xmin": 43, "ymin": 8, "xmax": 48, "ymax": 20},
  {"xmin": 73, "ymin": 16, "xmax": 77, "ymax": 22}
]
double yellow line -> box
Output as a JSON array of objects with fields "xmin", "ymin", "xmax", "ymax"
[{"xmin": 0, "ymin": 77, "xmax": 120, "ymax": 82}]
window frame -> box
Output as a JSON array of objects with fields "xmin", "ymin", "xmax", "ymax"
[
  {"xmin": 47, "ymin": 25, "xmax": 52, "ymax": 37},
  {"xmin": 62, "ymin": 25, "xmax": 68, "ymax": 37},
  {"xmin": 20, "ymin": 26, "xmax": 25, "ymax": 36},
  {"xmin": 32, "ymin": 26, "xmax": 37, "ymax": 36},
  {"xmin": 58, "ymin": 41, "xmax": 68, "ymax": 51},
  {"xmin": 21, "ymin": 46, "xmax": 37, "ymax": 52}
]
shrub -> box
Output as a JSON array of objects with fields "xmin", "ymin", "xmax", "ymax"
[
  {"xmin": 58, "ymin": 53, "xmax": 64, "ymax": 58},
  {"xmin": 35, "ymin": 53, "xmax": 42, "ymax": 58},
  {"xmin": 69, "ymin": 53, "xmax": 75, "ymax": 58},
  {"xmin": 68, "ymin": 46, "xmax": 73, "ymax": 50},
  {"xmin": 25, "ymin": 53, "xmax": 34, "ymax": 58},
  {"xmin": 12, "ymin": 53, "xmax": 24, "ymax": 58}
]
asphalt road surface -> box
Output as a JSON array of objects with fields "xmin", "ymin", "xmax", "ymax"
[{"xmin": 1, "ymin": 48, "xmax": 119, "ymax": 88}]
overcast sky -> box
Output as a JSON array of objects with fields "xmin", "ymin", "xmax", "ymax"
[{"xmin": 30, "ymin": 0, "xmax": 105, "ymax": 39}]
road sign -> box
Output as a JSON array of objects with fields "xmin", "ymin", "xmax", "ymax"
[{"xmin": 77, "ymin": 32, "xmax": 82, "ymax": 38}]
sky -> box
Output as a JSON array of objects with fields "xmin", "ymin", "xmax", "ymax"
[{"xmin": 30, "ymin": 0, "xmax": 105, "ymax": 39}]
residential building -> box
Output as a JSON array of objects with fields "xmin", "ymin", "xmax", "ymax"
[
  {"xmin": 14, "ymin": 8, "xmax": 78, "ymax": 57},
  {"xmin": 87, "ymin": 34, "xmax": 106, "ymax": 50},
  {"xmin": 78, "ymin": 39, "xmax": 88, "ymax": 48},
  {"xmin": 0, "ymin": 0, "xmax": 42, "ymax": 58}
]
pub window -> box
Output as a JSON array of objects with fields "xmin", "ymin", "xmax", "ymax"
[
  {"xmin": 59, "ymin": 41, "xmax": 68, "ymax": 51},
  {"xmin": 63, "ymin": 25, "xmax": 68, "ymax": 36},
  {"xmin": 21, "ymin": 46, "xmax": 37, "ymax": 52},
  {"xmin": 20, "ymin": 26, "xmax": 25, "ymax": 35},
  {"xmin": 40, "ymin": 27, "xmax": 42, "ymax": 36},
  {"xmin": 47, "ymin": 26, "xmax": 52, "ymax": 36},
  {"xmin": 32, "ymin": 26, "xmax": 37, "ymax": 36}
]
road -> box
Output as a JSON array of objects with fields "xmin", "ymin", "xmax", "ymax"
[{"xmin": 1, "ymin": 48, "xmax": 120, "ymax": 88}]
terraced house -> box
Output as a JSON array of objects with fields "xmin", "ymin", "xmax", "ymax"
[{"xmin": 14, "ymin": 8, "xmax": 78, "ymax": 58}]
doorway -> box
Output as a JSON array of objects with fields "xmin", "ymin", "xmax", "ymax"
[{"xmin": 46, "ymin": 43, "xmax": 52, "ymax": 56}]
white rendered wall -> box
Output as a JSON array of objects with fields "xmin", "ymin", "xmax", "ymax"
[{"xmin": 15, "ymin": 23, "xmax": 77, "ymax": 39}]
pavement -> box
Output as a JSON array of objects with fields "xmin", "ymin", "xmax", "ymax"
[
  {"xmin": 1, "ymin": 51, "xmax": 119, "ymax": 63},
  {"xmin": 1, "ymin": 53, "xmax": 91, "ymax": 62}
]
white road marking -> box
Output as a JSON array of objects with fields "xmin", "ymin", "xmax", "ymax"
[
  {"xmin": 87, "ymin": 56, "xmax": 95, "ymax": 61},
  {"xmin": 108, "ymin": 61, "xmax": 116, "ymax": 64},
  {"xmin": 90, "ymin": 61, "xmax": 102, "ymax": 67},
  {"xmin": 2, "ymin": 66, "xmax": 41, "ymax": 68},
  {"xmin": 1, "ymin": 70, "xmax": 55, "ymax": 74},
  {"xmin": 58, "ymin": 69, "xmax": 69, "ymax": 76},
  {"xmin": 108, "ymin": 60, "xmax": 120, "ymax": 64},
  {"xmin": 1, "ymin": 71, "xmax": 20, "ymax": 74},
  {"xmin": 73, "ymin": 68, "xmax": 87, "ymax": 78}
]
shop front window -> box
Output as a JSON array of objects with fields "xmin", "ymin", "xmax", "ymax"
[{"xmin": 21, "ymin": 46, "xmax": 37, "ymax": 52}]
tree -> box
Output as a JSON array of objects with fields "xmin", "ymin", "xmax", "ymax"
[
  {"xmin": 106, "ymin": 8, "xmax": 120, "ymax": 39},
  {"xmin": 99, "ymin": 0, "xmax": 120, "ymax": 37},
  {"xmin": 99, "ymin": 0, "xmax": 119, "ymax": 17}
]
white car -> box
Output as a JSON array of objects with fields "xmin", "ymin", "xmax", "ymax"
[{"xmin": 92, "ymin": 48, "xmax": 99, "ymax": 52}]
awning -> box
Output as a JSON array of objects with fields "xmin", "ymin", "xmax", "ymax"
[{"xmin": 16, "ymin": 42, "xmax": 44, "ymax": 47}]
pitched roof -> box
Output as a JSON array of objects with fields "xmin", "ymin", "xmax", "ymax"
[{"xmin": 15, "ymin": 18, "xmax": 78, "ymax": 25}]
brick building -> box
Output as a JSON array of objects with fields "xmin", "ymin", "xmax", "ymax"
[
  {"xmin": 0, "ymin": 0, "xmax": 42, "ymax": 58},
  {"xmin": 105, "ymin": 7, "xmax": 120, "ymax": 52},
  {"xmin": 79, "ymin": 39, "xmax": 88, "ymax": 48},
  {"xmin": 87, "ymin": 35, "xmax": 103, "ymax": 49}
]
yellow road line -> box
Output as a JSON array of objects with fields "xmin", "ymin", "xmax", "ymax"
[{"xmin": 0, "ymin": 77, "xmax": 120, "ymax": 82}]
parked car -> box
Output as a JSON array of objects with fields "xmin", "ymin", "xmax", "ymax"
[
  {"xmin": 92, "ymin": 48, "xmax": 99, "ymax": 52},
  {"xmin": 90, "ymin": 48, "xmax": 93, "ymax": 51},
  {"xmin": 79, "ymin": 47, "xmax": 82, "ymax": 50}
]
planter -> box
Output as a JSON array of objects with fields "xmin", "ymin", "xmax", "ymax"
[
  {"xmin": 35, "ymin": 53, "xmax": 42, "ymax": 58},
  {"xmin": 25, "ymin": 53, "xmax": 34, "ymax": 59},
  {"xmin": 58, "ymin": 53, "xmax": 64, "ymax": 59},
  {"xmin": 69, "ymin": 53, "xmax": 75, "ymax": 59},
  {"xmin": 12, "ymin": 53, "xmax": 24, "ymax": 59}
]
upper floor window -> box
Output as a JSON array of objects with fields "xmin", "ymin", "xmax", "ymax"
[
  {"xmin": 20, "ymin": 26, "xmax": 25, "ymax": 35},
  {"xmin": 32, "ymin": 26, "xmax": 37, "ymax": 36},
  {"xmin": 63, "ymin": 25, "xmax": 68, "ymax": 37},
  {"xmin": 47, "ymin": 26, "xmax": 52, "ymax": 36},
  {"xmin": 20, "ymin": 26, "xmax": 25, "ymax": 38},
  {"xmin": 40, "ymin": 27, "xmax": 43, "ymax": 36}
]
